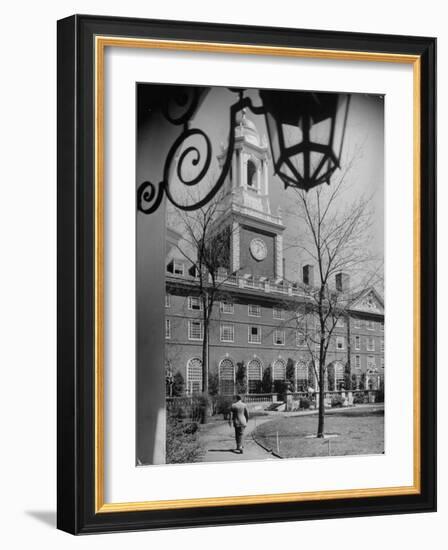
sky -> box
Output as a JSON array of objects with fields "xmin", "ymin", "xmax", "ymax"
[{"xmin": 152, "ymin": 84, "xmax": 384, "ymax": 287}]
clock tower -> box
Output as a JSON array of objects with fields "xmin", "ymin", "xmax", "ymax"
[{"xmin": 214, "ymin": 110, "xmax": 285, "ymax": 280}]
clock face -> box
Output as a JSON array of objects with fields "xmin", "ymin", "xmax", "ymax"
[{"xmin": 250, "ymin": 238, "xmax": 267, "ymax": 261}]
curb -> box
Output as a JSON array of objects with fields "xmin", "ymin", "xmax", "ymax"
[{"xmin": 251, "ymin": 432, "xmax": 284, "ymax": 459}]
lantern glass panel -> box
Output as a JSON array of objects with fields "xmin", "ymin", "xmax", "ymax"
[
  {"xmin": 282, "ymin": 123, "xmax": 303, "ymax": 149},
  {"xmin": 290, "ymin": 153, "xmax": 304, "ymax": 177},
  {"xmin": 264, "ymin": 111, "xmax": 281, "ymax": 164},
  {"xmin": 332, "ymin": 95, "xmax": 350, "ymax": 160},
  {"xmin": 310, "ymin": 151, "xmax": 326, "ymax": 178},
  {"xmin": 309, "ymin": 117, "xmax": 332, "ymax": 146},
  {"xmin": 280, "ymin": 159, "xmax": 301, "ymax": 186}
]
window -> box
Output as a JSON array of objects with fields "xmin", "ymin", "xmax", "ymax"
[
  {"xmin": 273, "ymin": 330, "xmax": 285, "ymax": 345},
  {"xmin": 367, "ymin": 355, "xmax": 376, "ymax": 370},
  {"xmin": 354, "ymin": 335, "xmax": 361, "ymax": 350},
  {"xmin": 219, "ymin": 358, "xmax": 235, "ymax": 395},
  {"xmin": 380, "ymin": 339, "xmax": 384, "ymax": 352},
  {"xmin": 380, "ymin": 320, "xmax": 384, "ymax": 331},
  {"xmin": 188, "ymin": 320, "xmax": 203, "ymax": 341},
  {"xmin": 220, "ymin": 324, "xmax": 234, "ymax": 343},
  {"xmin": 366, "ymin": 319, "xmax": 375, "ymax": 330},
  {"xmin": 247, "ymin": 159, "xmax": 258, "ymax": 191},
  {"xmin": 296, "ymin": 330, "xmax": 307, "ymax": 348},
  {"xmin": 173, "ymin": 261, "xmax": 184, "ymax": 276},
  {"xmin": 367, "ymin": 336, "xmax": 375, "ymax": 351},
  {"xmin": 187, "ymin": 358, "xmax": 202, "ymax": 395},
  {"xmin": 332, "ymin": 362, "xmax": 345, "ymax": 390},
  {"xmin": 165, "ymin": 319, "xmax": 171, "ymax": 339},
  {"xmin": 273, "ymin": 307, "xmax": 284, "ymax": 320},
  {"xmin": 295, "ymin": 361, "xmax": 308, "ymax": 392},
  {"xmin": 188, "ymin": 296, "xmax": 202, "ymax": 311},
  {"xmin": 354, "ymin": 355, "xmax": 361, "ymax": 370},
  {"xmin": 165, "ymin": 294, "xmax": 170, "ymax": 307},
  {"xmin": 336, "ymin": 317, "xmax": 345, "ymax": 328},
  {"xmin": 336, "ymin": 336, "xmax": 345, "ymax": 350},
  {"xmin": 248, "ymin": 304, "xmax": 261, "ymax": 317},
  {"xmin": 354, "ymin": 317, "xmax": 361, "ymax": 329},
  {"xmin": 248, "ymin": 325, "xmax": 261, "ymax": 344},
  {"xmin": 220, "ymin": 301, "xmax": 234, "ymax": 314},
  {"xmin": 272, "ymin": 359, "xmax": 286, "ymax": 381},
  {"xmin": 381, "ymin": 358, "xmax": 385, "ymax": 370},
  {"xmin": 247, "ymin": 358, "xmax": 263, "ymax": 393}
]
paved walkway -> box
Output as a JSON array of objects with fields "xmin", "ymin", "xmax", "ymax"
[
  {"xmin": 198, "ymin": 416, "xmax": 276, "ymax": 462},
  {"xmin": 197, "ymin": 403, "xmax": 384, "ymax": 463}
]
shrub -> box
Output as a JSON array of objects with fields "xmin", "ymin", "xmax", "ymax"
[
  {"xmin": 172, "ymin": 371, "xmax": 185, "ymax": 396},
  {"xmin": 331, "ymin": 394, "xmax": 344, "ymax": 408},
  {"xmin": 300, "ymin": 397, "xmax": 311, "ymax": 409},
  {"xmin": 166, "ymin": 416, "xmax": 202, "ymax": 464},
  {"xmin": 208, "ymin": 372, "xmax": 219, "ymax": 396},
  {"xmin": 236, "ymin": 362, "xmax": 247, "ymax": 394},
  {"xmin": 191, "ymin": 393, "xmax": 211, "ymax": 423},
  {"xmin": 216, "ymin": 395, "xmax": 233, "ymax": 418},
  {"xmin": 353, "ymin": 392, "xmax": 367, "ymax": 404},
  {"xmin": 327, "ymin": 371, "xmax": 335, "ymax": 391},
  {"xmin": 273, "ymin": 379, "xmax": 289, "ymax": 400},
  {"xmin": 376, "ymin": 389, "xmax": 384, "ymax": 403},
  {"xmin": 261, "ymin": 366, "xmax": 272, "ymax": 393},
  {"xmin": 286, "ymin": 359, "xmax": 295, "ymax": 386},
  {"xmin": 169, "ymin": 402, "xmax": 188, "ymax": 419}
]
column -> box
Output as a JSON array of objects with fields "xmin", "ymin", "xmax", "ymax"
[
  {"xmin": 263, "ymin": 159, "xmax": 269, "ymax": 196},
  {"xmin": 275, "ymin": 234, "xmax": 283, "ymax": 278},
  {"xmin": 231, "ymin": 221, "xmax": 240, "ymax": 273},
  {"xmin": 239, "ymin": 150, "xmax": 245, "ymax": 187}
]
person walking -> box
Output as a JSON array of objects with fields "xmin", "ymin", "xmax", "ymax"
[{"xmin": 229, "ymin": 395, "xmax": 249, "ymax": 454}]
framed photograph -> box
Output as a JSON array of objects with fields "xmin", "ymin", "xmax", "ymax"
[{"xmin": 57, "ymin": 15, "xmax": 436, "ymax": 534}]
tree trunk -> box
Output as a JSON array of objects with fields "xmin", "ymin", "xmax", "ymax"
[
  {"xmin": 317, "ymin": 355, "xmax": 325, "ymax": 438},
  {"xmin": 202, "ymin": 327, "xmax": 209, "ymax": 394},
  {"xmin": 201, "ymin": 318, "xmax": 209, "ymax": 424}
]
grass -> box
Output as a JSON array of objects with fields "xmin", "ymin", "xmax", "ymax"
[{"xmin": 253, "ymin": 409, "xmax": 384, "ymax": 458}]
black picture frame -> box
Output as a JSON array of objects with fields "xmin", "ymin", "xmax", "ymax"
[{"xmin": 57, "ymin": 14, "xmax": 436, "ymax": 534}]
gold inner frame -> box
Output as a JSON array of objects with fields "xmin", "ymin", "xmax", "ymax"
[{"xmin": 94, "ymin": 36, "xmax": 421, "ymax": 514}]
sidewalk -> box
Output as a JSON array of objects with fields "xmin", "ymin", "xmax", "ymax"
[
  {"xmin": 198, "ymin": 416, "xmax": 277, "ymax": 462},
  {"xmin": 197, "ymin": 403, "xmax": 384, "ymax": 462}
]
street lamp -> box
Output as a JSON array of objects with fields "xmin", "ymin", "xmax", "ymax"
[
  {"xmin": 137, "ymin": 85, "xmax": 351, "ymax": 214},
  {"xmin": 260, "ymin": 90, "xmax": 351, "ymax": 191}
]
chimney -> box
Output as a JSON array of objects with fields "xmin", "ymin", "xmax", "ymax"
[
  {"xmin": 335, "ymin": 272, "xmax": 350, "ymax": 292},
  {"xmin": 302, "ymin": 264, "xmax": 314, "ymax": 286}
]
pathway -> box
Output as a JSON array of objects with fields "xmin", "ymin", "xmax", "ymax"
[
  {"xmin": 198, "ymin": 416, "xmax": 276, "ymax": 462},
  {"xmin": 197, "ymin": 403, "xmax": 384, "ymax": 462}
]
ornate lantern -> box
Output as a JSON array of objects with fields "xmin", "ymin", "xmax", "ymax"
[
  {"xmin": 259, "ymin": 89, "xmax": 351, "ymax": 191},
  {"xmin": 137, "ymin": 85, "xmax": 351, "ymax": 214}
]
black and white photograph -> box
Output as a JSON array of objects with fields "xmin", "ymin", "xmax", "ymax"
[{"xmin": 136, "ymin": 84, "xmax": 385, "ymax": 465}]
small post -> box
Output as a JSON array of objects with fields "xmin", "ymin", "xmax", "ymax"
[
  {"xmin": 276, "ymin": 431, "xmax": 280, "ymax": 454},
  {"xmin": 328, "ymin": 438, "xmax": 331, "ymax": 456}
]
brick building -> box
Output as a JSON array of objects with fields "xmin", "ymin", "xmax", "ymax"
[{"xmin": 165, "ymin": 112, "xmax": 384, "ymax": 397}]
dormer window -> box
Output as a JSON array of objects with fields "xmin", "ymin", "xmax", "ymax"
[{"xmin": 173, "ymin": 261, "xmax": 184, "ymax": 276}]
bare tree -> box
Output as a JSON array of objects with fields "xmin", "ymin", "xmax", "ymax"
[
  {"xmin": 167, "ymin": 189, "xmax": 242, "ymax": 405},
  {"xmin": 286, "ymin": 163, "xmax": 379, "ymax": 438}
]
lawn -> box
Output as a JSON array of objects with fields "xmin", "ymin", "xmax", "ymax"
[{"xmin": 253, "ymin": 408, "xmax": 384, "ymax": 458}]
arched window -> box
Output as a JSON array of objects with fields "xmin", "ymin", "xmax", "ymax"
[
  {"xmin": 186, "ymin": 358, "xmax": 202, "ymax": 395},
  {"xmin": 329, "ymin": 361, "xmax": 345, "ymax": 390},
  {"xmin": 272, "ymin": 358, "xmax": 286, "ymax": 381},
  {"xmin": 219, "ymin": 358, "xmax": 235, "ymax": 396},
  {"xmin": 295, "ymin": 361, "xmax": 308, "ymax": 392},
  {"xmin": 247, "ymin": 358, "xmax": 263, "ymax": 394},
  {"xmin": 247, "ymin": 159, "xmax": 257, "ymax": 191}
]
